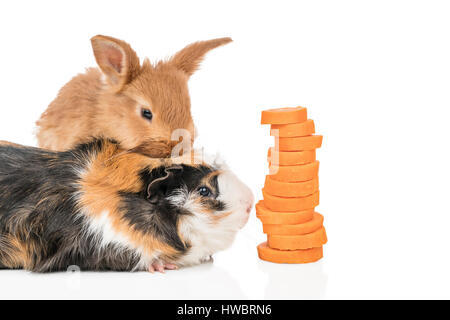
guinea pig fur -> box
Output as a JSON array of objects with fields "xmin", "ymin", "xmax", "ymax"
[
  {"xmin": 0, "ymin": 139, "xmax": 253, "ymax": 272},
  {"xmin": 35, "ymin": 35, "xmax": 232, "ymax": 157}
]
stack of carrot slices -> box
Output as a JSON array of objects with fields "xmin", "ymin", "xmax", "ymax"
[{"xmin": 257, "ymin": 106, "xmax": 327, "ymax": 264}]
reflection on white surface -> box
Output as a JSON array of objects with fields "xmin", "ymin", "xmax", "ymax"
[
  {"xmin": 0, "ymin": 261, "xmax": 328, "ymax": 300},
  {"xmin": 0, "ymin": 225, "xmax": 326, "ymax": 299},
  {"xmin": 0, "ymin": 217, "xmax": 332, "ymax": 299},
  {"xmin": 0, "ymin": 262, "xmax": 248, "ymax": 300},
  {"xmin": 258, "ymin": 260, "xmax": 328, "ymax": 299}
]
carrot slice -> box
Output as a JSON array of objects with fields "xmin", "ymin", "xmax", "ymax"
[
  {"xmin": 269, "ymin": 161, "xmax": 319, "ymax": 182},
  {"xmin": 268, "ymin": 227, "xmax": 327, "ymax": 250},
  {"xmin": 261, "ymin": 107, "xmax": 307, "ymax": 125},
  {"xmin": 276, "ymin": 135, "xmax": 323, "ymax": 151},
  {"xmin": 262, "ymin": 190, "xmax": 319, "ymax": 212},
  {"xmin": 264, "ymin": 176, "xmax": 318, "ymax": 197},
  {"xmin": 257, "ymin": 242, "xmax": 323, "ymax": 264},
  {"xmin": 263, "ymin": 212, "xmax": 324, "ymax": 235},
  {"xmin": 267, "ymin": 148, "xmax": 316, "ymax": 166},
  {"xmin": 255, "ymin": 200, "xmax": 314, "ymax": 225},
  {"xmin": 271, "ymin": 119, "xmax": 315, "ymax": 138}
]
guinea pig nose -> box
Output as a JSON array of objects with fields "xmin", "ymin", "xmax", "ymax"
[{"xmin": 246, "ymin": 205, "xmax": 252, "ymax": 214}]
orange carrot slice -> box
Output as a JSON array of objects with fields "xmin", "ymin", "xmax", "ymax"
[
  {"xmin": 262, "ymin": 190, "xmax": 319, "ymax": 212},
  {"xmin": 264, "ymin": 176, "xmax": 318, "ymax": 197},
  {"xmin": 255, "ymin": 200, "xmax": 314, "ymax": 225},
  {"xmin": 267, "ymin": 148, "xmax": 316, "ymax": 166},
  {"xmin": 263, "ymin": 212, "xmax": 324, "ymax": 235},
  {"xmin": 277, "ymin": 135, "xmax": 323, "ymax": 151},
  {"xmin": 271, "ymin": 119, "xmax": 315, "ymax": 138},
  {"xmin": 269, "ymin": 161, "xmax": 319, "ymax": 182},
  {"xmin": 268, "ymin": 227, "xmax": 327, "ymax": 250},
  {"xmin": 257, "ymin": 242, "xmax": 323, "ymax": 264},
  {"xmin": 261, "ymin": 107, "xmax": 307, "ymax": 125}
]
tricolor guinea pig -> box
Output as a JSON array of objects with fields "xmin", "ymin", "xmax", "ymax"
[
  {"xmin": 0, "ymin": 139, "xmax": 253, "ymax": 273},
  {"xmin": 35, "ymin": 35, "xmax": 232, "ymax": 157}
]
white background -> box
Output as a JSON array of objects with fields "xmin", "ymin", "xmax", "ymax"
[{"xmin": 0, "ymin": 0, "xmax": 450, "ymax": 299}]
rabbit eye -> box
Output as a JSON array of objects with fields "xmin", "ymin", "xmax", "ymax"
[
  {"xmin": 141, "ymin": 108, "xmax": 153, "ymax": 121},
  {"xmin": 197, "ymin": 186, "xmax": 212, "ymax": 197}
]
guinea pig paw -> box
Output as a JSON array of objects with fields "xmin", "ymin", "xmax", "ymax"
[
  {"xmin": 148, "ymin": 261, "xmax": 178, "ymax": 273},
  {"xmin": 200, "ymin": 255, "xmax": 213, "ymax": 263}
]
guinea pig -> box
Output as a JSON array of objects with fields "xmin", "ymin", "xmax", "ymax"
[
  {"xmin": 35, "ymin": 35, "xmax": 232, "ymax": 157},
  {"xmin": 0, "ymin": 139, "xmax": 253, "ymax": 273}
]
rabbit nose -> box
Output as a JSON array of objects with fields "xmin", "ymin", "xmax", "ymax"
[{"xmin": 246, "ymin": 205, "xmax": 252, "ymax": 214}]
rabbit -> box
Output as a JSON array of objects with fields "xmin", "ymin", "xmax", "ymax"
[
  {"xmin": 35, "ymin": 35, "xmax": 232, "ymax": 157},
  {"xmin": 0, "ymin": 139, "xmax": 253, "ymax": 273}
]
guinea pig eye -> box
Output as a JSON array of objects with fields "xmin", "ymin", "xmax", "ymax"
[
  {"xmin": 141, "ymin": 108, "xmax": 153, "ymax": 121},
  {"xmin": 197, "ymin": 186, "xmax": 212, "ymax": 197}
]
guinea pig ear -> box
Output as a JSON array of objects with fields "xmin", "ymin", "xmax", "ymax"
[
  {"xmin": 91, "ymin": 35, "xmax": 141, "ymax": 92},
  {"xmin": 169, "ymin": 37, "xmax": 232, "ymax": 77},
  {"xmin": 146, "ymin": 165, "xmax": 183, "ymax": 204}
]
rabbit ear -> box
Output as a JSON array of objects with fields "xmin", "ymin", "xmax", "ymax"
[
  {"xmin": 90, "ymin": 35, "xmax": 141, "ymax": 92},
  {"xmin": 169, "ymin": 37, "xmax": 232, "ymax": 77}
]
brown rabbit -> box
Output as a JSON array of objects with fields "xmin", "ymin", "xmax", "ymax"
[{"xmin": 36, "ymin": 35, "xmax": 232, "ymax": 157}]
